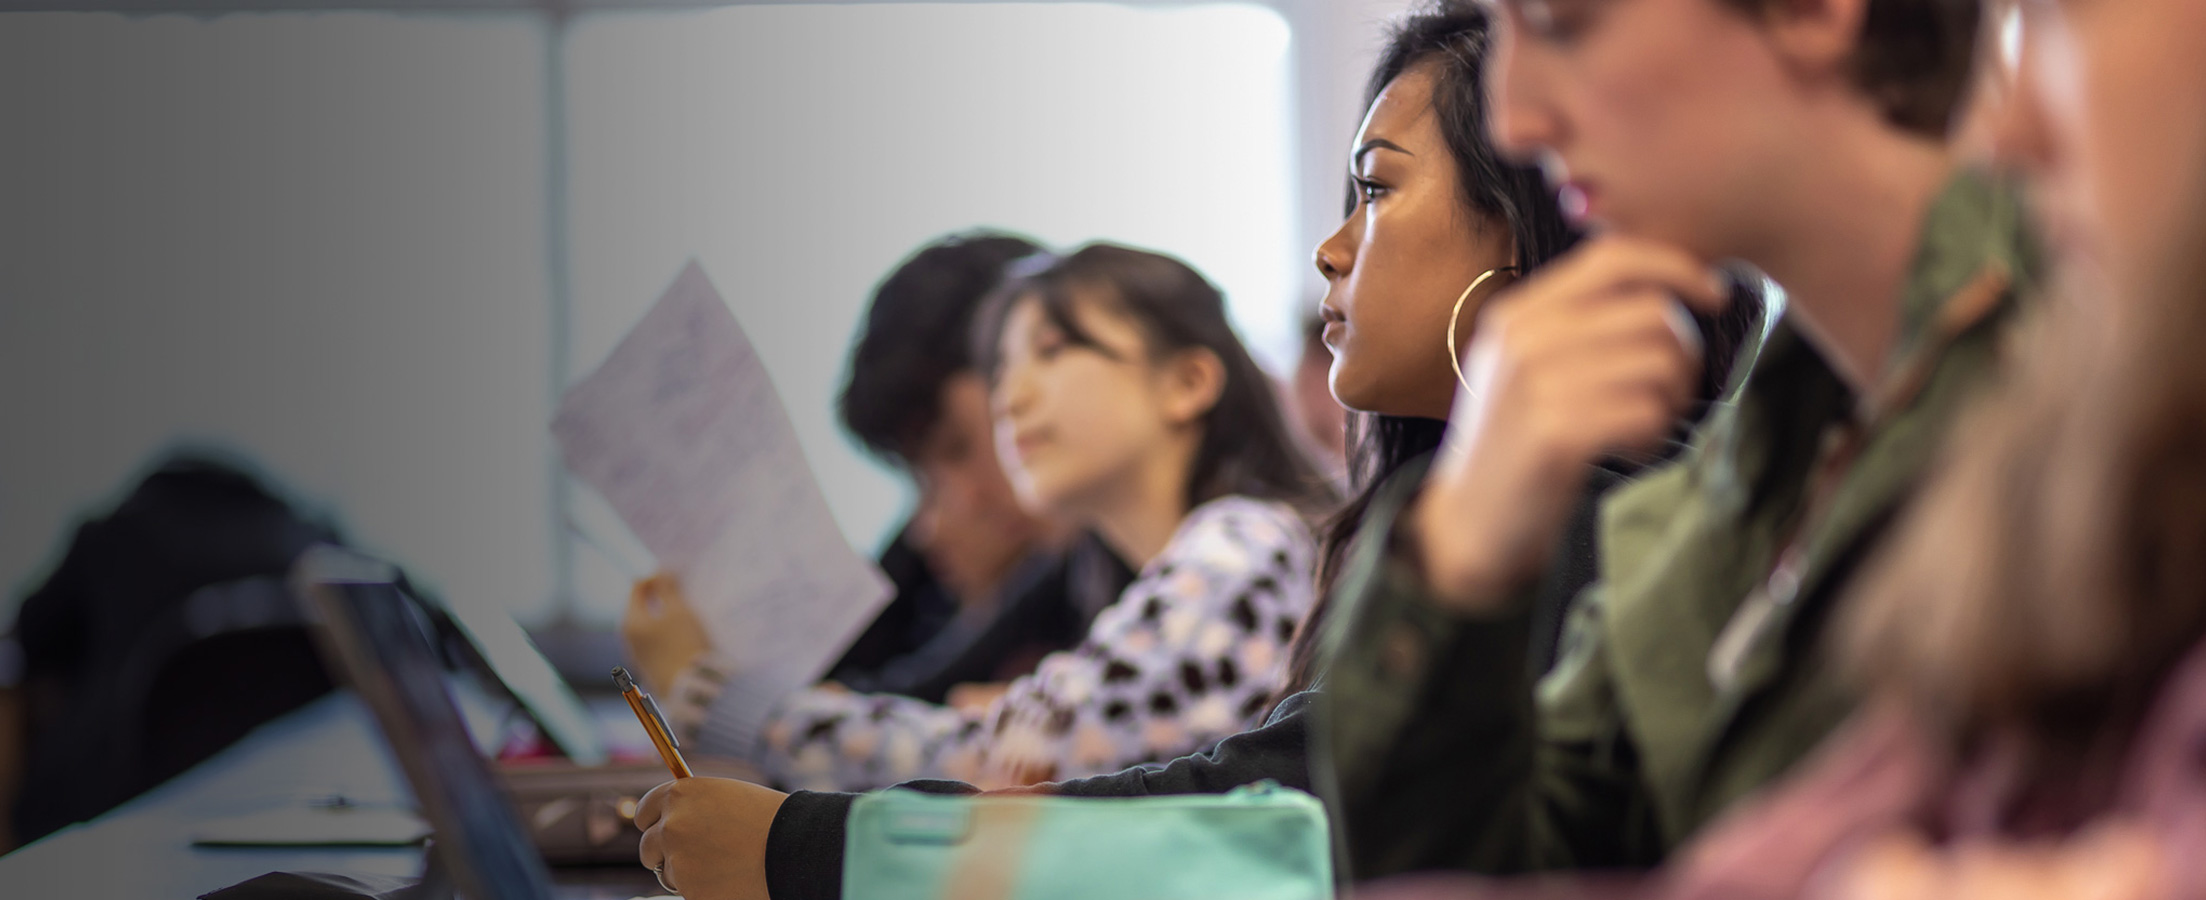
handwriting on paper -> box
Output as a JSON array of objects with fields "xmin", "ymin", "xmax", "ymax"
[{"xmin": 552, "ymin": 262, "xmax": 890, "ymax": 692}]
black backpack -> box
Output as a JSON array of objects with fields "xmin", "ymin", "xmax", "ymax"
[{"xmin": 9, "ymin": 451, "xmax": 345, "ymax": 843}]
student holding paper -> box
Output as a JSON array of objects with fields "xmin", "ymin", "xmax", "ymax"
[
  {"xmin": 621, "ymin": 233, "xmax": 1135, "ymax": 717},
  {"xmin": 636, "ymin": 244, "xmax": 1331, "ymax": 798},
  {"xmin": 812, "ymin": 231, "xmax": 1133, "ymax": 702}
]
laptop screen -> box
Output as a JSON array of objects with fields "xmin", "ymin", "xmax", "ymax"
[
  {"xmin": 424, "ymin": 587, "xmax": 609, "ymax": 767},
  {"xmin": 295, "ymin": 545, "xmax": 558, "ymax": 900}
]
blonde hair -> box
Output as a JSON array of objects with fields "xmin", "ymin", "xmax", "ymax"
[{"xmin": 1843, "ymin": 178, "xmax": 2206, "ymax": 767}]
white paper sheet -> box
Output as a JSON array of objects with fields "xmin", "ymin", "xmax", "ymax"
[{"xmin": 552, "ymin": 262, "xmax": 891, "ymax": 695}]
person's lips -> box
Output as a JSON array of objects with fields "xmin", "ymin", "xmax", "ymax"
[
  {"xmin": 1011, "ymin": 427, "xmax": 1051, "ymax": 459},
  {"xmin": 1318, "ymin": 304, "xmax": 1347, "ymax": 348},
  {"xmin": 1536, "ymin": 154, "xmax": 1601, "ymax": 227},
  {"xmin": 1558, "ymin": 180, "xmax": 1600, "ymax": 225}
]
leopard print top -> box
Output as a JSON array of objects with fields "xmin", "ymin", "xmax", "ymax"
[{"xmin": 681, "ymin": 495, "xmax": 1316, "ymax": 792}]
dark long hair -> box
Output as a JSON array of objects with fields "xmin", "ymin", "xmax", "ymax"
[
  {"xmin": 975, "ymin": 243, "xmax": 1336, "ymax": 518},
  {"xmin": 1281, "ymin": 0, "xmax": 1763, "ymax": 694},
  {"xmin": 1279, "ymin": 2, "xmax": 1575, "ymax": 693}
]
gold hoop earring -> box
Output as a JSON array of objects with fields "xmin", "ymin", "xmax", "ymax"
[{"xmin": 1446, "ymin": 266, "xmax": 1518, "ymax": 393}]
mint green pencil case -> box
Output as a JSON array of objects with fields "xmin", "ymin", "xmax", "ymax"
[{"xmin": 842, "ymin": 780, "xmax": 1334, "ymax": 900}]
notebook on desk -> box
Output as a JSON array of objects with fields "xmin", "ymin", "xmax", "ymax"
[{"xmin": 290, "ymin": 544, "xmax": 672, "ymax": 900}]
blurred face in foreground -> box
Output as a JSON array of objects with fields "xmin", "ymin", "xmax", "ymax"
[
  {"xmin": 1483, "ymin": 0, "xmax": 1820, "ymax": 259},
  {"xmin": 1988, "ymin": 0, "xmax": 2206, "ymax": 306}
]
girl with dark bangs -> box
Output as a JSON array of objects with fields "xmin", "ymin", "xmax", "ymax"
[{"xmin": 741, "ymin": 243, "xmax": 1332, "ymax": 795}]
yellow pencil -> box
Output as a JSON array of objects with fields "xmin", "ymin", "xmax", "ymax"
[{"xmin": 612, "ymin": 667, "xmax": 692, "ymax": 779}]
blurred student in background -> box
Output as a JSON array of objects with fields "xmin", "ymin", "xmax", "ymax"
[
  {"xmin": 748, "ymin": 243, "xmax": 1331, "ymax": 791},
  {"xmin": 823, "ymin": 231, "xmax": 1135, "ymax": 701},
  {"xmin": 631, "ymin": 244, "xmax": 1327, "ymax": 898},
  {"xmin": 622, "ymin": 232, "xmax": 1137, "ymax": 731},
  {"xmin": 1318, "ymin": 0, "xmax": 2024, "ymax": 881},
  {"xmin": 633, "ymin": 243, "xmax": 1330, "ymax": 806}
]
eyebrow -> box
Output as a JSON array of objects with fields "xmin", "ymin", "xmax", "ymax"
[{"xmin": 1352, "ymin": 138, "xmax": 1414, "ymax": 168}]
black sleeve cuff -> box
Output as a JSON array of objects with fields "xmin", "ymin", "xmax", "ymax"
[
  {"xmin": 764, "ymin": 781, "xmax": 984, "ymax": 900},
  {"xmin": 763, "ymin": 791, "xmax": 857, "ymax": 900}
]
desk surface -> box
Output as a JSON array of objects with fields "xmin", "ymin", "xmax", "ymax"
[{"xmin": 0, "ymin": 692, "xmax": 660, "ymax": 899}]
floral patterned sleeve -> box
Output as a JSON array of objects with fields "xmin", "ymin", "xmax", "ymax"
[{"xmin": 750, "ymin": 496, "xmax": 1317, "ymax": 793}]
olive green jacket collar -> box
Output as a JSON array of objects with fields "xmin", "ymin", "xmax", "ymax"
[{"xmin": 1598, "ymin": 166, "xmax": 2038, "ymax": 835}]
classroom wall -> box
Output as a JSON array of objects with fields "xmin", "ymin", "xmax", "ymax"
[
  {"xmin": 0, "ymin": 12, "xmax": 560, "ymax": 624},
  {"xmin": 0, "ymin": 2, "xmax": 1401, "ymax": 625}
]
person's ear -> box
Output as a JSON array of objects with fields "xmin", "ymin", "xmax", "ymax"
[
  {"xmin": 1156, "ymin": 347, "xmax": 1227, "ymax": 427},
  {"xmin": 1762, "ymin": 0, "xmax": 1872, "ymax": 83}
]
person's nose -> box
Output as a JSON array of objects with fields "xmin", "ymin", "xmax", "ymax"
[
  {"xmin": 1983, "ymin": 38, "xmax": 2058, "ymax": 177},
  {"xmin": 909, "ymin": 488, "xmax": 943, "ymax": 553},
  {"xmin": 991, "ymin": 364, "xmax": 1035, "ymax": 429},
  {"xmin": 1485, "ymin": 27, "xmax": 1563, "ymax": 162},
  {"xmin": 1314, "ymin": 213, "xmax": 1357, "ymax": 283}
]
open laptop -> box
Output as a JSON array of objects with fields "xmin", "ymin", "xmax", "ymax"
[
  {"xmin": 407, "ymin": 572, "xmax": 608, "ymax": 768},
  {"xmin": 295, "ymin": 545, "xmax": 655, "ymax": 900}
]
